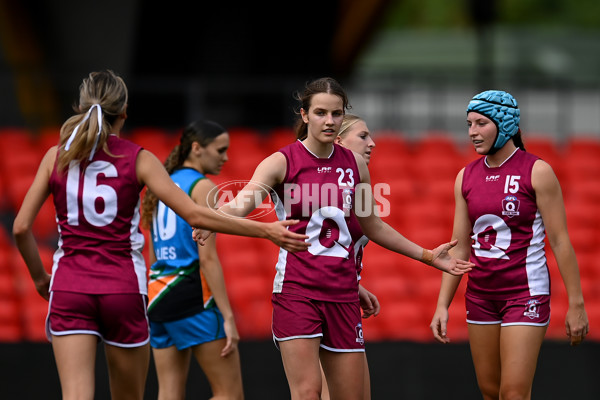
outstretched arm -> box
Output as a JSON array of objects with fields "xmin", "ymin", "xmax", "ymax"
[
  {"xmin": 430, "ymin": 168, "xmax": 471, "ymax": 343},
  {"xmin": 354, "ymin": 154, "xmax": 473, "ymax": 276},
  {"xmin": 218, "ymin": 152, "xmax": 287, "ymax": 217},
  {"xmin": 137, "ymin": 150, "xmax": 308, "ymax": 252},
  {"xmin": 533, "ymin": 160, "xmax": 588, "ymax": 345}
]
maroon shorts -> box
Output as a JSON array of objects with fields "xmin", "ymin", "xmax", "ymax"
[
  {"xmin": 271, "ymin": 293, "xmax": 364, "ymax": 352},
  {"xmin": 465, "ymin": 293, "xmax": 550, "ymax": 326},
  {"xmin": 48, "ymin": 291, "xmax": 149, "ymax": 347}
]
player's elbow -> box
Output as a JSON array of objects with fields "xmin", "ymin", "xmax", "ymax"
[{"xmin": 12, "ymin": 217, "xmax": 32, "ymax": 239}]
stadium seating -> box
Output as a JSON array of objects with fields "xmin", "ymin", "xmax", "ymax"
[
  {"xmin": 0, "ymin": 127, "xmax": 598, "ymax": 343},
  {"xmin": 225, "ymin": 127, "xmax": 270, "ymax": 180},
  {"xmin": 267, "ymin": 127, "xmax": 297, "ymax": 154},
  {"xmin": 127, "ymin": 127, "xmax": 179, "ymax": 164}
]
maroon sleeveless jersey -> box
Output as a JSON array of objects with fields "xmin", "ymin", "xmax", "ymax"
[
  {"xmin": 48, "ymin": 135, "xmax": 147, "ymax": 295},
  {"xmin": 270, "ymin": 141, "xmax": 363, "ymax": 302},
  {"xmin": 462, "ymin": 149, "xmax": 550, "ymax": 300}
]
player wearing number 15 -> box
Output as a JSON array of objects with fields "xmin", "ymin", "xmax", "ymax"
[
  {"xmin": 213, "ymin": 77, "xmax": 474, "ymax": 400},
  {"xmin": 12, "ymin": 70, "xmax": 308, "ymax": 400},
  {"xmin": 429, "ymin": 90, "xmax": 589, "ymax": 399}
]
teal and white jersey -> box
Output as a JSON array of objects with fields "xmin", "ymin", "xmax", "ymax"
[
  {"xmin": 150, "ymin": 167, "xmax": 206, "ymax": 277},
  {"xmin": 148, "ymin": 167, "xmax": 213, "ymax": 321}
]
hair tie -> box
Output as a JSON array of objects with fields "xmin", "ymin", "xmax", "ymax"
[{"xmin": 65, "ymin": 104, "xmax": 103, "ymax": 160}]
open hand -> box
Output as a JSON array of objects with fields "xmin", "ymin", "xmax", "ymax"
[
  {"xmin": 266, "ymin": 220, "xmax": 309, "ymax": 252},
  {"xmin": 431, "ymin": 239, "xmax": 474, "ymax": 276}
]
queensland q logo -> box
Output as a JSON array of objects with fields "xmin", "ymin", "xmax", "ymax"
[
  {"xmin": 355, "ymin": 323, "xmax": 364, "ymax": 345},
  {"xmin": 501, "ymin": 195, "xmax": 520, "ymax": 218},
  {"xmin": 524, "ymin": 299, "xmax": 540, "ymax": 320},
  {"xmin": 207, "ymin": 180, "xmax": 276, "ymax": 220}
]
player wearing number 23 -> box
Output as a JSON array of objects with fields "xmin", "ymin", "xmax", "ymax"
[{"xmin": 211, "ymin": 77, "xmax": 474, "ymax": 400}]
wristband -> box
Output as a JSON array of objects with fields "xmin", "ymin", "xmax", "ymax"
[{"xmin": 421, "ymin": 248, "xmax": 434, "ymax": 266}]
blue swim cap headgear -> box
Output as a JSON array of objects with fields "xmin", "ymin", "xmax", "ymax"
[{"xmin": 467, "ymin": 90, "xmax": 520, "ymax": 153}]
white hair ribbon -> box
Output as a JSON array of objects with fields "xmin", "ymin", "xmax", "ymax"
[{"xmin": 64, "ymin": 104, "xmax": 103, "ymax": 160}]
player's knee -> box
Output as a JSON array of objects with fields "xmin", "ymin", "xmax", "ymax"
[
  {"xmin": 499, "ymin": 384, "xmax": 529, "ymax": 400},
  {"xmin": 290, "ymin": 386, "xmax": 321, "ymax": 400},
  {"xmin": 209, "ymin": 394, "xmax": 244, "ymax": 400},
  {"xmin": 477, "ymin": 382, "xmax": 500, "ymax": 400},
  {"xmin": 209, "ymin": 382, "xmax": 244, "ymax": 400}
]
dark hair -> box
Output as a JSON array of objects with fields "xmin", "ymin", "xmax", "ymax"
[
  {"xmin": 513, "ymin": 130, "xmax": 526, "ymax": 151},
  {"xmin": 141, "ymin": 120, "xmax": 227, "ymax": 229},
  {"xmin": 293, "ymin": 77, "xmax": 351, "ymax": 140},
  {"xmin": 163, "ymin": 120, "xmax": 226, "ymax": 175}
]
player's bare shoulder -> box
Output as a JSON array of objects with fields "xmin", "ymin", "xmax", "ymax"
[
  {"xmin": 531, "ymin": 158, "xmax": 559, "ymax": 192},
  {"xmin": 253, "ymin": 151, "xmax": 287, "ymax": 186}
]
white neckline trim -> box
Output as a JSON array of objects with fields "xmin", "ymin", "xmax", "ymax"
[
  {"xmin": 299, "ymin": 140, "xmax": 334, "ymax": 159},
  {"xmin": 485, "ymin": 148, "xmax": 519, "ymax": 168}
]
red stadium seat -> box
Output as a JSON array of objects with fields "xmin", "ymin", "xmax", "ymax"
[
  {"xmin": 442, "ymin": 283, "xmax": 469, "ymax": 342},
  {"xmin": 525, "ymin": 136, "xmax": 562, "ymax": 160},
  {"xmin": 0, "ymin": 270, "xmax": 18, "ymax": 300},
  {"xmin": 564, "ymin": 183, "xmax": 600, "ymax": 208},
  {"xmin": 561, "ymin": 142, "xmax": 600, "ymax": 197},
  {"xmin": 11, "ymin": 245, "xmax": 54, "ymax": 342},
  {"xmin": 225, "ymin": 128, "xmax": 269, "ymax": 181},
  {"xmin": 21, "ymin": 293, "xmax": 49, "ymax": 342},
  {"xmin": 583, "ymin": 300, "xmax": 600, "ymax": 341},
  {"xmin": 369, "ymin": 132, "xmax": 412, "ymax": 181},
  {"xmin": 360, "ymin": 245, "xmax": 404, "ymax": 281},
  {"xmin": 410, "ymin": 150, "xmax": 463, "ymax": 186},
  {"xmin": 227, "ymin": 127, "xmax": 264, "ymax": 153},
  {"xmin": 361, "ymin": 312, "xmax": 387, "ymax": 341},
  {"xmin": 225, "ymin": 274, "xmax": 273, "ymax": 339},
  {"xmin": 0, "ymin": 127, "xmax": 35, "ymax": 156},
  {"xmin": 576, "ymin": 252, "xmax": 600, "ymax": 289},
  {"xmin": 546, "ymin": 299, "xmax": 567, "ymax": 340},
  {"xmin": 564, "ymin": 202, "xmax": 600, "ymax": 232},
  {"xmin": 376, "ymin": 177, "xmax": 419, "ymax": 229},
  {"xmin": 38, "ymin": 126, "xmax": 62, "ymax": 153},
  {"xmin": 567, "ymin": 226, "xmax": 598, "ymax": 254},
  {"xmin": 414, "ymin": 131, "xmax": 464, "ymax": 161},
  {"xmin": 216, "ymin": 234, "xmax": 276, "ymax": 281},
  {"xmin": 565, "ymin": 136, "xmax": 600, "ymax": 158},
  {"xmin": 267, "ymin": 127, "xmax": 296, "ymax": 154},
  {"xmin": 5, "ymin": 170, "xmax": 36, "ymax": 211},
  {"xmin": 128, "ymin": 127, "xmax": 177, "ymax": 164},
  {"xmin": 377, "ymin": 300, "xmax": 432, "ymax": 341},
  {"xmin": 370, "ymin": 131, "xmax": 410, "ymax": 155},
  {"xmin": 0, "ymin": 129, "xmax": 39, "ymax": 212},
  {"xmin": 0, "ymin": 224, "xmax": 13, "ymax": 252},
  {"xmin": 0, "ymin": 321, "xmax": 22, "ymax": 342},
  {"xmin": 0, "ymin": 250, "xmax": 24, "ymax": 342},
  {"xmin": 401, "ymin": 198, "xmax": 453, "ymax": 238},
  {"xmin": 32, "ymin": 199, "xmax": 58, "ymax": 241},
  {"xmin": 365, "ymin": 273, "xmax": 414, "ymax": 305}
]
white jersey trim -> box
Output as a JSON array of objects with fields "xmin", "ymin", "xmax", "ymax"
[
  {"xmin": 526, "ymin": 210, "xmax": 550, "ymax": 296},
  {"xmin": 130, "ymin": 197, "xmax": 147, "ymax": 295},
  {"xmin": 320, "ymin": 344, "xmax": 366, "ymax": 353},
  {"xmin": 272, "ymin": 191, "xmax": 288, "ymax": 293}
]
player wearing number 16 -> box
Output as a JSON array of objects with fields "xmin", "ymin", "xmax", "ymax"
[
  {"xmin": 12, "ymin": 70, "xmax": 308, "ymax": 400},
  {"xmin": 429, "ymin": 90, "xmax": 589, "ymax": 399},
  {"xmin": 213, "ymin": 77, "xmax": 474, "ymax": 400}
]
